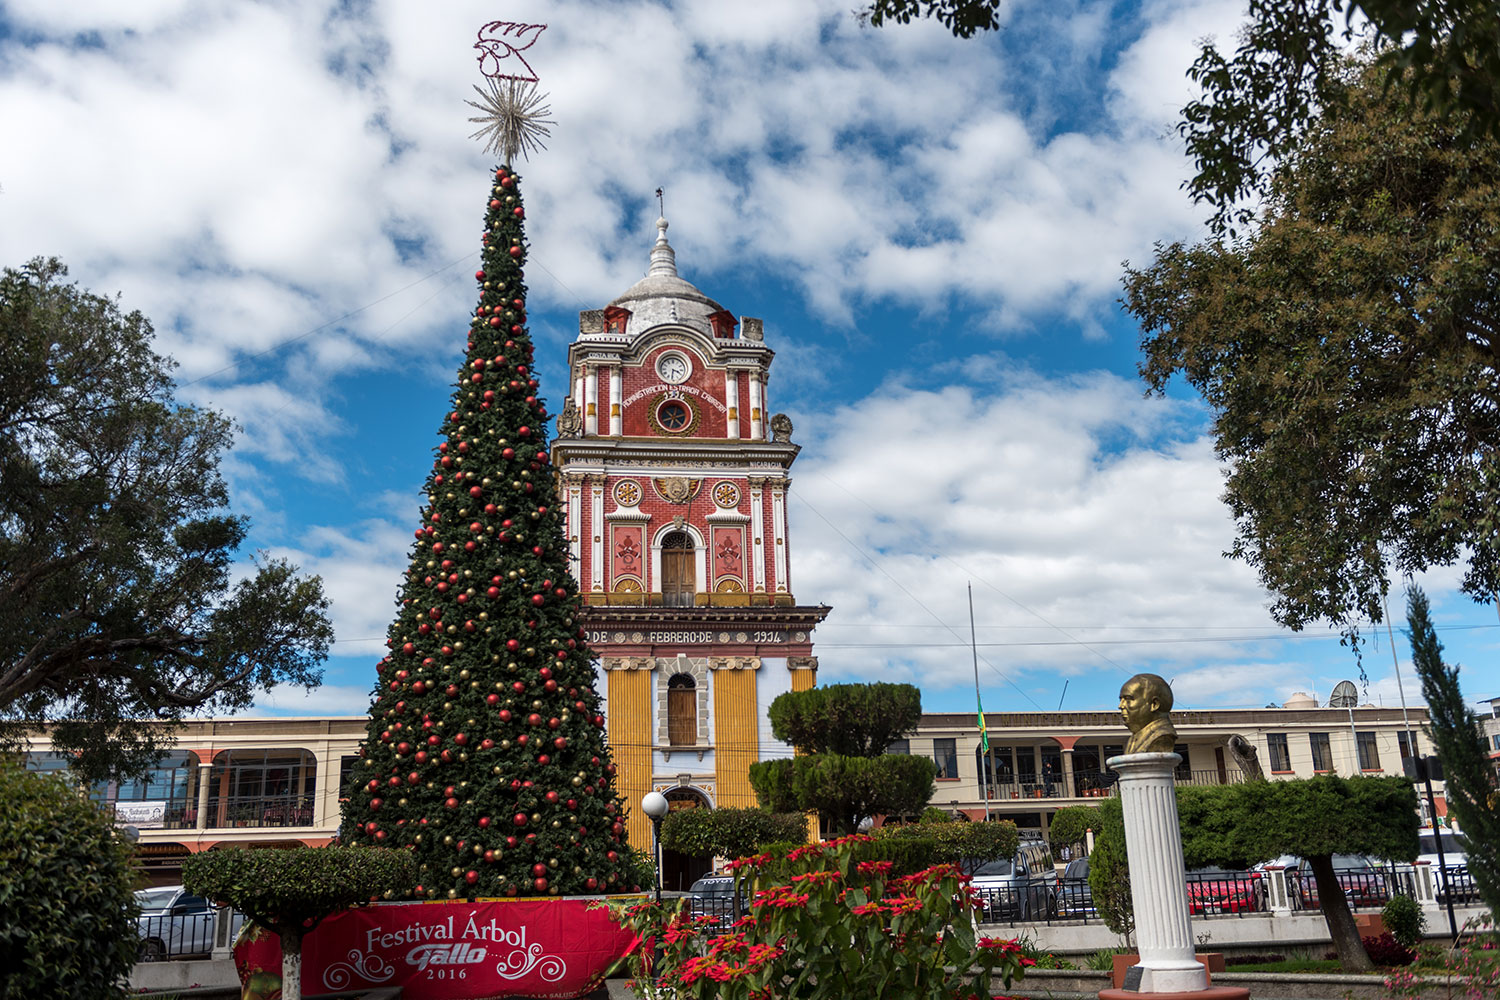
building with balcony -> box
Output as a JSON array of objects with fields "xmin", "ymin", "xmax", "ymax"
[{"xmin": 902, "ymin": 697, "xmax": 1439, "ymax": 840}]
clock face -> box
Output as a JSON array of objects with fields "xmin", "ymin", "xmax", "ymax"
[{"xmin": 656, "ymin": 353, "xmax": 690, "ymax": 384}]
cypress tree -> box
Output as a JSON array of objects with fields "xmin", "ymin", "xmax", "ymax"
[
  {"xmin": 341, "ymin": 165, "xmax": 635, "ymax": 900},
  {"xmin": 1405, "ymin": 585, "xmax": 1500, "ymax": 916}
]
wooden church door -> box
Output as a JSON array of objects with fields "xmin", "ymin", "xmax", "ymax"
[{"xmin": 661, "ymin": 532, "xmax": 695, "ymax": 607}]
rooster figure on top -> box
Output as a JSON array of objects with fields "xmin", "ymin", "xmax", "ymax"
[{"xmin": 340, "ymin": 23, "xmax": 635, "ymax": 901}]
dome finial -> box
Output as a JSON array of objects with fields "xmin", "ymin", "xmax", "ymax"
[{"xmin": 648, "ymin": 212, "xmax": 677, "ymax": 278}]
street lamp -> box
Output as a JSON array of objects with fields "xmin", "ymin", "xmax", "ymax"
[{"xmin": 642, "ymin": 791, "xmax": 669, "ymax": 904}]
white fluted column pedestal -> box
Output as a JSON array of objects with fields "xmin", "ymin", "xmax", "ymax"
[{"xmin": 1098, "ymin": 753, "xmax": 1248, "ymax": 1000}]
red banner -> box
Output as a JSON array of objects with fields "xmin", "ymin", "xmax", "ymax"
[{"xmin": 234, "ymin": 898, "xmax": 640, "ymax": 1000}]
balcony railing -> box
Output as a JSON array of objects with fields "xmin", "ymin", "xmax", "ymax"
[
  {"xmin": 207, "ymin": 794, "xmax": 317, "ymax": 829},
  {"xmin": 983, "ymin": 768, "xmax": 1246, "ymax": 800}
]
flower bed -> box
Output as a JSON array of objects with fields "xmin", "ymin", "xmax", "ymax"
[{"xmin": 605, "ymin": 834, "xmax": 1032, "ymax": 999}]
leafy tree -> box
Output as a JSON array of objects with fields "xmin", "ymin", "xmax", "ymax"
[
  {"xmin": 767, "ymin": 682, "xmax": 922, "ymax": 757},
  {"xmin": 660, "ymin": 807, "xmax": 808, "ymax": 861},
  {"xmin": 0, "ymin": 258, "xmax": 332, "ymax": 781},
  {"xmin": 184, "ymin": 845, "xmax": 416, "ymax": 1000},
  {"xmin": 748, "ymin": 754, "xmax": 935, "ymax": 836},
  {"xmin": 754, "ymin": 682, "xmax": 932, "ymax": 834},
  {"xmin": 1047, "ymin": 804, "xmax": 1097, "ymax": 854},
  {"xmin": 857, "ymin": 0, "xmax": 1001, "ymax": 38},
  {"xmin": 1178, "ymin": 777, "xmax": 1419, "ymax": 972},
  {"xmin": 339, "ymin": 165, "xmax": 633, "ymax": 900},
  {"xmin": 1126, "ymin": 55, "xmax": 1500, "ymax": 638},
  {"xmin": 1086, "ymin": 796, "xmax": 1133, "ymax": 943},
  {"xmin": 0, "ymin": 759, "xmax": 139, "ymax": 1000},
  {"xmin": 861, "ymin": 2, "xmax": 1500, "ymax": 233},
  {"xmin": 1405, "ymin": 585, "xmax": 1500, "ymax": 915}
]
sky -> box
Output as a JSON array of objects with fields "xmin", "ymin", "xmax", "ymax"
[{"xmin": 2, "ymin": 0, "xmax": 1496, "ymax": 720}]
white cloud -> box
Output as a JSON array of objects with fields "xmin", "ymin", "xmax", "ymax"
[
  {"xmin": 265, "ymin": 518, "xmax": 413, "ymax": 648},
  {"xmin": 786, "ymin": 363, "xmax": 1304, "ymax": 706},
  {"xmin": 244, "ymin": 683, "xmax": 371, "ymax": 718}
]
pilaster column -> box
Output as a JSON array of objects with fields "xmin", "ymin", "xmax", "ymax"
[
  {"xmin": 563, "ymin": 474, "xmax": 584, "ymax": 580},
  {"xmin": 609, "ymin": 366, "xmax": 623, "ymax": 436},
  {"xmin": 1107, "ymin": 752, "xmax": 1207, "ymax": 993},
  {"xmin": 584, "ymin": 365, "xmax": 598, "ymax": 436},
  {"xmin": 1061, "ymin": 747, "xmax": 1076, "ymax": 799},
  {"xmin": 749, "ymin": 373, "xmax": 764, "ymax": 440},
  {"xmin": 769, "ymin": 477, "xmax": 789, "ymax": 595},
  {"xmin": 588, "ymin": 476, "xmax": 605, "ymax": 592},
  {"xmin": 748, "ymin": 477, "xmax": 767, "ymax": 593}
]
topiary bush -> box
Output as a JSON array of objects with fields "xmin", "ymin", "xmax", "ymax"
[
  {"xmin": 184, "ymin": 845, "xmax": 415, "ymax": 1000},
  {"xmin": 0, "ymin": 758, "xmax": 139, "ymax": 1000},
  {"xmin": 1382, "ymin": 894, "xmax": 1426, "ymax": 948},
  {"xmin": 1048, "ymin": 805, "xmax": 1098, "ymax": 854}
]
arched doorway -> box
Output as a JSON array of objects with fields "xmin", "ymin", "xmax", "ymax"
[
  {"xmin": 660, "ymin": 787, "xmax": 714, "ymax": 891},
  {"xmin": 661, "ymin": 531, "xmax": 695, "ymax": 607}
]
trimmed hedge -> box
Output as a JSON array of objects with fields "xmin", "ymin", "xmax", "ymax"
[
  {"xmin": 660, "ymin": 807, "xmax": 807, "ymax": 860},
  {"xmin": 183, "ymin": 845, "xmax": 415, "ymax": 929},
  {"xmin": 0, "ymin": 759, "xmax": 139, "ymax": 1000}
]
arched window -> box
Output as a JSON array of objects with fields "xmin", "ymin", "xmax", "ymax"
[
  {"xmin": 661, "ymin": 531, "xmax": 695, "ymax": 607},
  {"xmin": 668, "ymin": 673, "xmax": 697, "ymax": 746}
]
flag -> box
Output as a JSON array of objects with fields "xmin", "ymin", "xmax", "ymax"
[{"xmin": 977, "ymin": 695, "xmax": 989, "ymax": 753}]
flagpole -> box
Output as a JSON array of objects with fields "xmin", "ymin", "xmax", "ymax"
[{"xmin": 970, "ymin": 583, "xmax": 991, "ymax": 822}]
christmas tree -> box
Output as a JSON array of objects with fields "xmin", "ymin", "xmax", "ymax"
[{"xmin": 341, "ymin": 163, "xmax": 635, "ymax": 900}]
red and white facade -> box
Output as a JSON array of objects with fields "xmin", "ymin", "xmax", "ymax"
[{"xmin": 551, "ymin": 218, "xmax": 827, "ymax": 885}]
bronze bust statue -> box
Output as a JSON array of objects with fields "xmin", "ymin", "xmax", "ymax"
[{"xmin": 1119, "ymin": 673, "xmax": 1177, "ymax": 754}]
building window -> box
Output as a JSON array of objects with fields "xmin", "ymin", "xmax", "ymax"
[
  {"xmin": 667, "ymin": 673, "xmax": 697, "ymax": 746},
  {"xmin": 1310, "ymin": 732, "xmax": 1333, "ymax": 772},
  {"xmin": 208, "ymin": 749, "xmax": 317, "ymax": 828},
  {"xmin": 660, "ymin": 531, "xmax": 695, "ymax": 607},
  {"xmin": 1356, "ymin": 731, "xmax": 1380, "ymax": 770},
  {"xmin": 657, "ymin": 400, "xmax": 690, "ymax": 430},
  {"xmin": 1267, "ymin": 733, "xmax": 1291, "ymax": 772},
  {"xmin": 887, "ymin": 739, "xmax": 910, "ymax": 755},
  {"xmin": 1398, "ymin": 731, "xmax": 1417, "ymax": 763},
  {"xmin": 1173, "ymin": 743, "xmax": 1192, "ymax": 779},
  {"xmin": 932, "ymin": 738, "xmax": 959, "ymax": 780},
  {"xmin": 1493, "ymin": 734, "xmax": 1500, "ymax": 751}
]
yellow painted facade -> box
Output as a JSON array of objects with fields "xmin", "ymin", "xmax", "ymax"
[
  {"xmin": 607, "ymin": 668, "xmax": 653, "ymax": 852},
  {"xmin": 711, "ymin": 668, "xmax": 760, "ymax": 809}
]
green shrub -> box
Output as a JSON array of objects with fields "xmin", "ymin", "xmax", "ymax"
[
  {"xmin": 1048, "ymin": 805, "xmax": 1097, "ymax": 852},
  {"xmin": 1382, "ymin": 894, "xmax": 1426, "ymax": 948},
  {"xmin": 920, "ymin": 806, "xmax": 956, "ymax": 824},
  {"xmin": 1085, "ymin": 946, "xmax": 1132, "ymax": 970},
  {"xmin": 1089, "ymin": 796, "xmax": 1133, "ymax": 940},
  {"xmin": 660, "ymin": 807, "xmax": 806, "ymax": 860},
  {"xmin": 879, "ymin": 817, "xmax": 1019, "ymax": 876},
  {"xmin": 0, "ymin": 758, "xmax": 139, "ymax": 1000}
]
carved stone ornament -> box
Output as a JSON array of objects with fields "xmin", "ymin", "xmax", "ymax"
[
  {"xmin": 555, "ymin": 396, "xmax": 582, "ymax": 438},
  {"xmin": 769, "ymin": 412, "xmax": 793, "ymax": 443},
  {"xmin": 742, "ymin": 317, "xmax": 764, "ymax": 341},
  {"xmin": 1226, "ymin": 733, "xmax": 1264, "ymax": 780},
  {"xmin": 653, "ymin": 477, "xmax": 701, "ymax": 504}
]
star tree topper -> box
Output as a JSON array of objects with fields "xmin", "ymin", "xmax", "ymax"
[{"xmin": 468, "ymin": 20, "xmax": 555, "ymax": 164}]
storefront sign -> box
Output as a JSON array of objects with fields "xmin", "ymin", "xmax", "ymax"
[
  {"xmin": 113, "ymin": 800, "xmax": 167, "ymax": 828},
  {"xmin": 234, "ymin": 898, "xmax": 639, "ymax": 1000}
]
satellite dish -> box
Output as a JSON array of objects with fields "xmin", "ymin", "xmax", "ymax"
[{"xmin": 1329, "ymin": 680, "xmax": 1359, "ymax": 708}]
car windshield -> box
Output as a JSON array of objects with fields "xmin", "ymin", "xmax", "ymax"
[
  {"xmin": 1419, "ymin": 833, "xmax": 1468, "ymax": 855},
  {"xmin": 1065, "ymin": 859, "xmax": 1089, "ymax": 878},
  {"xmin": 135, "ymin": 888, "xmax": 178, "ymax": 911},
  {"xmin": 1332, "ymin": 854, "xmax": 1371, "ymax": 869},
  {"xmin": 691, "ymin": 879, "xmax": 732, "ymax": 895},
  {"xmin": 1188, "ymin": 866, "xmax": 1242, "ymax": 876},
  {"xmin": 974, "ymin": 860, "xmax": 1015, "ymax": 876}
]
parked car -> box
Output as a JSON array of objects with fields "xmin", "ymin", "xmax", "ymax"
[
  {"xmin": 135, "ymin": 886, "xmax": 218, "ymax": 961},
  {"xmin": 971, "ymin": 841, "xmax": 1057, "ymax": 922},
  {"xmin": 1184, "ymin": 866, "xmax": 1266, "ymax": 914},
  {"xmin": 1418, "ymin": 829, "xmax": 1475, "ymax": 902},
  {"xmin": 687, "ymin": 875, "xmax": 742, "ymax": 922},
  {"xmin": 1259, "ymin": 855, "xmax": 1391, "ymax": 910},
  {"xmin": 1055, "ymin": 857, "xmax": 1095, "ymax": 918}
]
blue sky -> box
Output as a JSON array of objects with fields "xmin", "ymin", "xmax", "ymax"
[{"xmin": 2, "ymin": 0, "xmax": 1495, "ymax": 719}]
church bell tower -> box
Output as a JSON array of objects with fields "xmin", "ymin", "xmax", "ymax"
[{"xmin": 551, "ymin": 217, "xmax": 828, "ymax": 879}]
